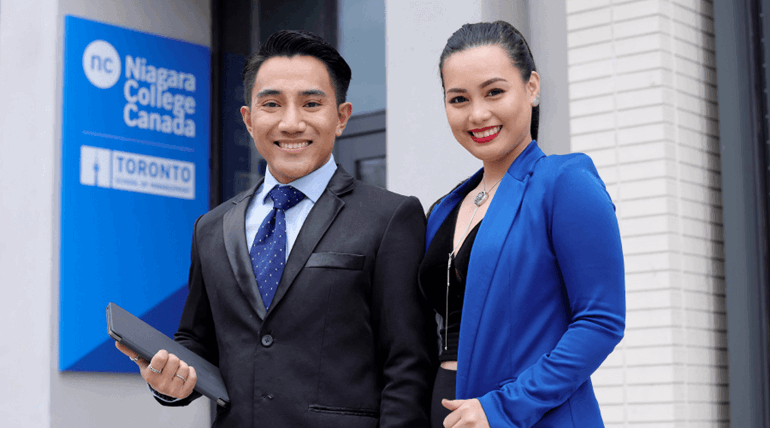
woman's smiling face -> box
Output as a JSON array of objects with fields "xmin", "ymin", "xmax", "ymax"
[{"xmin": 442, "ymin": 44, "xmax": 540, "ymax": 167}]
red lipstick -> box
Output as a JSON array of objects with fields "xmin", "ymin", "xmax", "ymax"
[{"xmin": 469, "ymin": 126, "xmax": 502, "ymax": 143}]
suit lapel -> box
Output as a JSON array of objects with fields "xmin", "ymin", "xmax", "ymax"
[
  {"xmin": 267, "ymin": 167, "xmax": 355, "ymax": 316},
  {"xmin": 223, "ymin": 181, "xmax": 268, "ymax": 320},
  {"xmin": 456, "ymin": 142, "xmax": 546, "ymax": 397}
]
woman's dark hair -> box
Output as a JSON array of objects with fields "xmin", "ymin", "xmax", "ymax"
[
  {"xmin": 241, "ymin": 30, "xmax": 352, "ymax": 107},
  {"xmin": 438, "ymin": 21, "xmax": 539, "ymax": 140}
]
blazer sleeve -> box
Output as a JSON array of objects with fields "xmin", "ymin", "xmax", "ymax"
[
  {"xmin": 155, "ymin": 215, "xmax": 218, "ymax": 407},
  {"xmin": 372, "ymin": 196, "xmax": 436, "ymax": 428},
  {"xmin": 478, "ymin": 155, "xmax": 626, "ymax": 426}
]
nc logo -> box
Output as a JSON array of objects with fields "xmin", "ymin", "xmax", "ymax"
[{"xmin": 82, "ymin": 40, "xmax": 120, "ymax": 89}]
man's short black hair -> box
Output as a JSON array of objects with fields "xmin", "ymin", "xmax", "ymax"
[{"xmin": 241, "ymin": 30, "xmax": 352, "ymax": 107}]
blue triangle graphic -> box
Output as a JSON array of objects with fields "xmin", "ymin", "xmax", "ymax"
[{"xmin": 65, "ymin": 284, "xmax": 189, "ymax": 372}]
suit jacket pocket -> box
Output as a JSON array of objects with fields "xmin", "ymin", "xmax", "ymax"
[
  {"xmin": 308, "ymin": 404, "xmax": 379, "ymax": 419},
  {"xmin": 306, "ymin": 252, "xmax": 365, "ymax": 270}
]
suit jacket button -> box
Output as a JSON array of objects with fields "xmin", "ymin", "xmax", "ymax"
[{"xmin": 261, "ymin": 334, "xmax": 273, "ymax": 347}]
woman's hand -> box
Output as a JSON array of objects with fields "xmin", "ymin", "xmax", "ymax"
[{"xmin": 442, "ymin": 398, "xmax": 490, "ymax": 428}]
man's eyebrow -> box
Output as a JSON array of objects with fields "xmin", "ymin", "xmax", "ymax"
[
  {"xmin": 256, "ymin": 89, "xmax": 281, "ymax": 97},
  {"xmin": 257, "ymin": 89, "xmax": 327, "ymax": 97},
  {"xmin": 301, "ymin": 89, "xmax": 327, "ymax": 97}
]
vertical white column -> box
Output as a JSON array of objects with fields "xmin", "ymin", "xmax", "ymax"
[
  {"xmin": 527, "ymin": 1, "xmax": 572, "ymax": 155},
  {"xmin": 0, "ymin": 0, "xmax": 58, "ymax": 425},
  {"xmin": 385, "ymin": 0, "xmax": 484, "ymax": 208},
  {"xmin": 567, "ymin": 0, "xmax": 728, "ymax": 426}
]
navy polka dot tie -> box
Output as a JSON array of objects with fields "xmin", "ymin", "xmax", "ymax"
[{"xmin": 250, "ymin": 185, "xmax": 305, "ymax": 310}]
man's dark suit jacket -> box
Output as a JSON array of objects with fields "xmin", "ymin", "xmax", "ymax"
[{"xmin": 162, "ymin": 167, "xmax": 435, "ymax": 428}]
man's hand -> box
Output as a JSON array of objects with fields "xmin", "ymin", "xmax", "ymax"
[
  {"xmin": 442, "ymin": 398, "xmax": 490, "ymax": 428},
  {"xmin": 115, "ymin": 342, "xmax": 197, "ymax": 399}
]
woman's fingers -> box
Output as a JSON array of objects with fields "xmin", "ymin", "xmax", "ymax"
[{"xmin": 443, "ymin": 399, "xmax": 490, "ymax": 428}]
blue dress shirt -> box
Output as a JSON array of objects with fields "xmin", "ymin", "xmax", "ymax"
[{"xmin": 245, "ymin": 155, "xmax": 337, "ymax": 261}]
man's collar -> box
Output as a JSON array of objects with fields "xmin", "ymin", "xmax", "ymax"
[{"xmin": 259, "ymin": 154, "xmax": 338, "ymax": 204}]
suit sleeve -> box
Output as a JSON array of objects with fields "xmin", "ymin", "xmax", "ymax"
[
  {"xmin": 477, "ymin": 156, "xmax": 626, "ymax": 426},
  {"xmin": 154, "ymin": 215, "xmax": 219, "ymax": 407},
  {"xmin": 372, "ymin": 196, "xmax": 436, "ymax": 428}
]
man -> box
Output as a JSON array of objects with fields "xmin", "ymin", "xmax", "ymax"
[{"xmin": 116, "ymin": 30, "xmax": 435, "ymax": 427}]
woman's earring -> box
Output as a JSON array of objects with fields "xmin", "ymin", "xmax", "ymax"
[{"xmin": 532, "ymin": 94, "xmax": 540, "ymax": 107}]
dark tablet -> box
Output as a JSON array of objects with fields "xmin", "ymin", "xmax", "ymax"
[{"xmin": 106, "ymin": 302, "xmax": 230, "ymax": 407}]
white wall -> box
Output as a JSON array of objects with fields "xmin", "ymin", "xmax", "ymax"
[
  {"xmin": 0, "ymin": 0, "xmax": 211, "ymax": 426},
  {"xmin": 62, "ymin": 0, "xmax": 211, "ymax": 46},
  {"xmin": 528, "ymin": 1, "xmax": 571, "ymax": 155},
  {"xmin": 566, "ymin": 0, "xmax": 728, "ymax": 426},
  {"xmin": 0, "ymin": 0, "xmax": 59, "ymax": 425},
  {"xmin": 386, "ymin": 0, "xmax": 483, "ymax": 208},
  {"xmin": 482, "ymin": 0, "xmax": 530, "ymax": 37}
]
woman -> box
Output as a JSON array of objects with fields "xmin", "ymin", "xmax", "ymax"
[{"xmin": 420, "ymin": 21, "xmax": 625, "ymax": 428}]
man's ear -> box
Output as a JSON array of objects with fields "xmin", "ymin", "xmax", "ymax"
[
  {"xmin": 335, "ymin": 102, "xmax": 353, "ymax": 136},
  {"xmin": 240, "ymin": 105, "xmax": 253, "ymax": 134}
]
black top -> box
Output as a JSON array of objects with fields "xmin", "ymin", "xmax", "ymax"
[{"xmin": 421, "ymin": 200, "xmax": 481, "ymax": 361}]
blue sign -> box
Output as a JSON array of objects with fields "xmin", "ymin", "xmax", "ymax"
[{"xmin": 61, "ymin": 16, "xmax": 210, "ymax": 372}]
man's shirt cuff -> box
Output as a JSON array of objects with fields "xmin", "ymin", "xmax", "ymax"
[{"xmin": 148, "ymin": 383, "xmax": 181, "ymax": 403}]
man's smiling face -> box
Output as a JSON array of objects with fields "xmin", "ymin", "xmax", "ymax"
[{"xmin": 240, "ymin": 55, "xmax": 352, "ymax": 184}]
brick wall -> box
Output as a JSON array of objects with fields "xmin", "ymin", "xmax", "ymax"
[{"xmin": 566, "ymin": 0, "xmax": 729, "ymax": 426}]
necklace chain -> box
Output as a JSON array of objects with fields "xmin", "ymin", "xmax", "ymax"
[
  {"xmin": 444, "ymin": 173, "xmax": 503, "ymax": 350},
  {"xmin": 452, "ymin": 173, "xmax": 502, "ymax": 257}
]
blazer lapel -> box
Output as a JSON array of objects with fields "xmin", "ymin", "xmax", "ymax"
[
  {"xmin": 425, "ymin": 169, "xmax": 485, "ymax": 253},
  {"xmin": 267, "ymin": 167, "xmax": 355, "ymax": 316},
  {"xmin": 456, "ymin": 142, "xmax": 546, "ymax": 397},
  {"xmin": 223, "ymin": 181, "xmax": 268, "ymax": 320}
]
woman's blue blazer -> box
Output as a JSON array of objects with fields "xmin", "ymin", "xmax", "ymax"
[{"xmin": 425, "ymin": 142, "xmax": 625, "ymax": 427}]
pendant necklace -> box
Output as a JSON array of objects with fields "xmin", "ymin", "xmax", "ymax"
[{"xmin": 444, "ymin": 173, "xmax": 503, "ymax": 350}]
